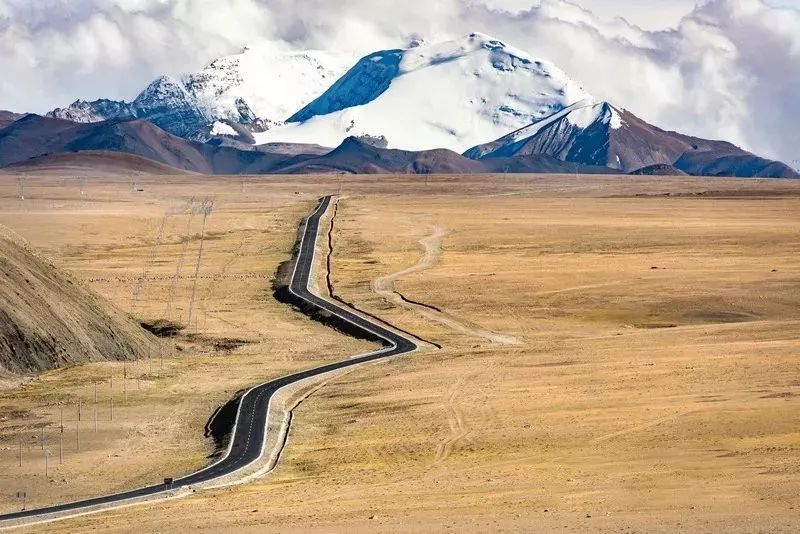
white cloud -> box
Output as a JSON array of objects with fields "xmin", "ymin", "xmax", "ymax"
[
  {"xmin": 0, "ymin": 0, "xmax": 798, "ymax": 163},
  {"xmin": 560, "ymin": 0, "xmax": 698, "ymax": 29}
]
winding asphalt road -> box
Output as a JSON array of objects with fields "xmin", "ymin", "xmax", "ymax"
[{"xmin": 0, "ymin": 195, "xmax": 418, "ymax": 525}]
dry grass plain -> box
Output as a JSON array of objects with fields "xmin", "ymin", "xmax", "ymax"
[{"xmin": 0, "ymin": 173, "xmax": 799, "ymax": 532}]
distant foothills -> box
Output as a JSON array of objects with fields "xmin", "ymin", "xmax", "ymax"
[{"xmin": 1, "ymin": 33, "xmax": 797, "ymax": 178}]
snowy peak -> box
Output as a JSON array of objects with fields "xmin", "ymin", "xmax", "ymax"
[
  {"xmin": 49, "ymin": 99, "xmax": 136, "ymax": 123},
  {"xmin": 398, "ymin": 32, "xmax": 581, "ymax": 90},
  {"xmin": 258, "ymin": 32, "xmax": 594, "ymax": 152},
  {"xmin": 289, "ymin": 32, "xmax": 591, "ymax": 126},
  {"xmin": 129, "ymin": 75, "xmax": 207, "ymax": 137},
  {"xmin": 46, "ymin": 46, "xmax": 356, "ymax": 141},
  {"xmin": 134, "ymin": 75, "xmax": 191, "ymax": 108},
  {"xmin": 184, "ymin": 45, "xmax": 355, "ymax": 129},
  {"xmin": 566, "ymin": 101, "xmax": 624, "ymax": 130},
  {"xmin": 465, "ymin": 100, "xmax": 643, "ymax": 169},
  {"xmin": 464, "ymin": 99, "xmax": 598, "ymax": 159},
  {"xmin": 465, "ymin": 100, "xmax": 755, "ymax": 173}
]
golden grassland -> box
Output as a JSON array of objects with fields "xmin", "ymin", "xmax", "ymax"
[
  {"xmin": 0, "ymin": 176, "xmax": 371, "ymax": 513},
  {"xmin": 0, "ymin": 173, "xmax": 798, "ymax": 532}
]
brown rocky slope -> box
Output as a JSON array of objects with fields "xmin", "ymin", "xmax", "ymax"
[{"xmin": 0, "ymin": 229, "xmax": 153, "ymax": 375}]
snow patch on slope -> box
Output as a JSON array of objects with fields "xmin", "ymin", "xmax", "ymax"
[
  {"xmin": 609, "ymin": 106, "xmax": 624, "ymax": 129},
  {"xmin": 565, "ymin": 102, "xmax": 604, "ymax": 128},
  {"xmin": 210, "ymin": 121, "xmax": 238, "ymax": 137}
]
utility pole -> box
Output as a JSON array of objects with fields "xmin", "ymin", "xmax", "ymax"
[
  {"xmin": 131, "ymin": 212, "xmax": 170, "ymax": 313},
  {"xmin": 78, "ymin": 398, "xmax": 82, "ymax": 422},
  {"xmin": 110, "ymin": 395, "xmax": 114, "ymax": 422},
  {"xmin": 186, "ymin": 200, "xmax": 212, "ymax": 330},
  {"xmin": 165, "ymin": 200, "xmax": 196, "ymax": 320},
  {"xmin": 123, "ymin": 361, "xmax": 127, "ymax": 404},
  {"xmin": 17, "ymin": 175, "xmax": 25, "ymax": 201},
  {"xmin": 110, "ymin": 367, "xmax": 113, "ymax": 389},
  {"xmin": 41, "ymin": 424, "xmax": 45, "ymax": 451},
  {"xmin": 94, "ymin": 402, "xmax": 98, "ymax": 433},
  {"xmin": 76, "ymin": 421, "xmax": 80, "ymax": 452},
  {"xmin": 60, "ymin": 405, "xmax": 64, "ymax": 463},
  {"xmin": 44, "ymin": 449, "xmax": 50, "ymax": 478},
  {"xmin": 18, "ymin": 435, "xmax": 22, "ymax": 467}
]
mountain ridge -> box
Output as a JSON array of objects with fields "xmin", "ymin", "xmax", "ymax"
[
  {"xmin": 465, "ymin": 101, "xmax": 798, "ymax": 178},
  {"xmin": 18, "ymin": 32, "xmax": 799, "ymax": 179},
  {"xmin": 0, "ymin": 115, "xmax": 619, "ymax": 176},
  {"xmin": 48, "ymin": 46, "xmax": 355, "ymax": 141}
]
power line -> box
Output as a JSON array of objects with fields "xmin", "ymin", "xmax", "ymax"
[
  {"xmin": 131, "ymin": 212, "xmax": 170, "ymax": 312},
  {"xmin": 165, "ymin": 198, "xmax": 196, "ymax": 320},
  {"xmin": 186, "ymin": 199, "xmax": 214, "ymax": 330}
]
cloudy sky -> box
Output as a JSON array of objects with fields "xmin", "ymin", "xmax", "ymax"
[{"xmin": 1, "ymin": 0, "xmax": 799, "ymax": 163}]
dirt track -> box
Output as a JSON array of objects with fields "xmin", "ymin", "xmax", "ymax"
[{"xmin": 372, "ymin": 225, "xmax": 519, "ymax": 345}]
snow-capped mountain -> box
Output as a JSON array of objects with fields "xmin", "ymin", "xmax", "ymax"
[
  {"xmin": 463, "ymin": 99, "xmax": 791, "ymax": 174},
  {"xmin": 131, "ymin": 75, "xmax": 208, "ymax": 137},
  {"xmin": 47, "ymin": 99, "xmax": 137, "ymax": 124},
  {"xmin": 464, "ymin": 100, "xmax": 633, "ymax": 166},
  {"xmin": 254, "ymin": 32, "xmax": 593, "ymax": 151},
  {"xmin": 49, "ymin": 45, "xmax": 355, "ymax": 140},
  {"xmin": 37, "ymin": 32, "xmax": 799, "ymax": 179},
  {"xmin": 182, "ymin": 46, "xmax": 355, "ymax": 131}
]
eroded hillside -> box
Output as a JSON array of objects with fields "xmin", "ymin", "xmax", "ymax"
[{"xmin": 0, "ymin": 228, "xmax": 153, "ymax": 375}]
